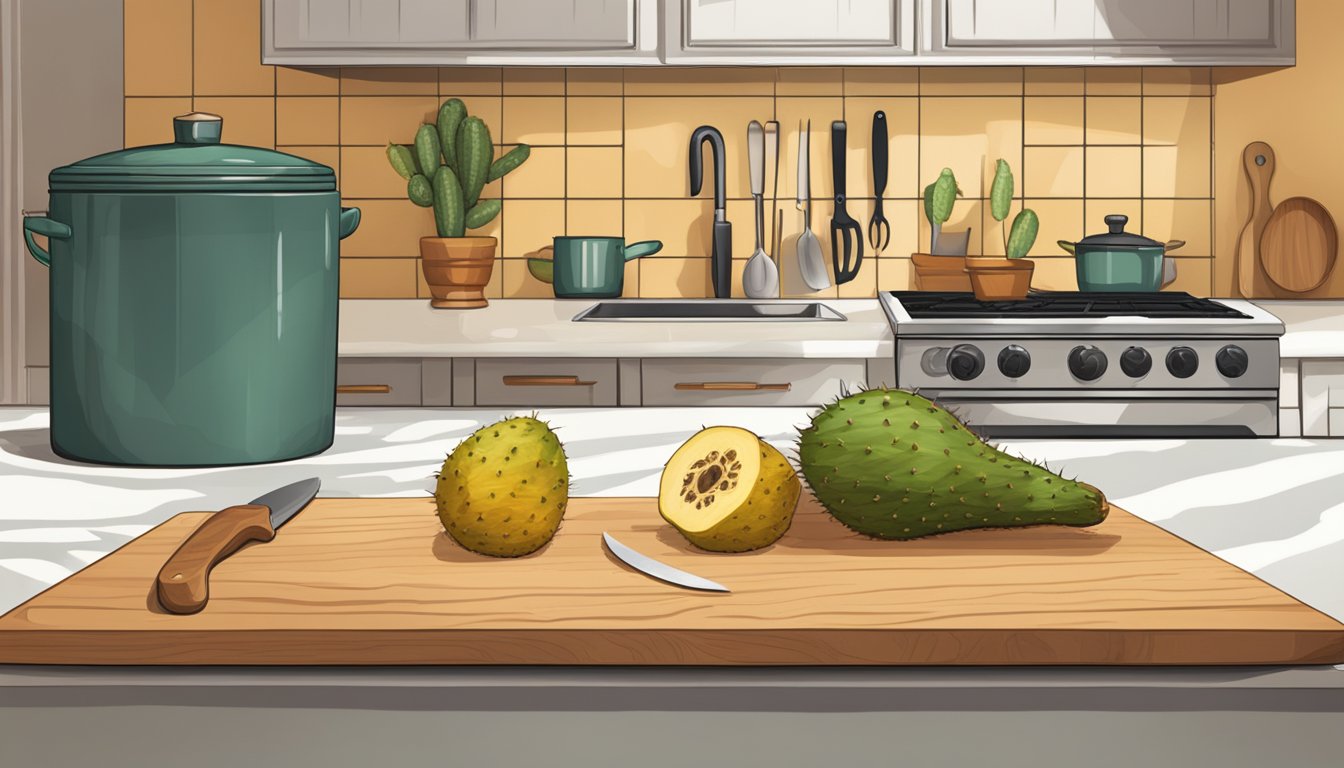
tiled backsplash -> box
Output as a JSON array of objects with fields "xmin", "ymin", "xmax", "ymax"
[{"xmin": 125, "ymin": 1, "xmax": 1214, "ymax": 299}]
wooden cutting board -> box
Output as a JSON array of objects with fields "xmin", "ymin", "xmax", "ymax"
[{"xmin": 2, "ymin": 497, "xmax": 1342, "ymax": 666}]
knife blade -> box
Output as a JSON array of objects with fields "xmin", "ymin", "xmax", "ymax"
[
  {"xmin": 602, "ymin": 532, "xmax": 730, "ymax": 593},
  {"xmin": 156, "ymin": 478, "xmax": 321, "ymax": 614}
]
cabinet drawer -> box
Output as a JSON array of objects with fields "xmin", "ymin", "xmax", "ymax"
[
  {"xmin": 476, "ymin": 359, "xmax": 619, "ymax": 406},
  {"xmin": 642, "ymin": 359, "xmax": 865, "ymax": 406},
  {"xmin": 336, "ymin": 358, "xmax": 423, "ymax": 406}
]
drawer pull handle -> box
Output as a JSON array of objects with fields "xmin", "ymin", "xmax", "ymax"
[
  {"xmin": 336, "ymin": 384, "xmax": 392, "ymax": 394},
  {"xmin": 502, "ymin": 375, "xmax": 596, "ymax": 387},
  {"xmin": 674, "ymin": 382, "xmax": 791, "ymax": 392}
]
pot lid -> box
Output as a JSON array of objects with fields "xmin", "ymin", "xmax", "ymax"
[
  {"xmin": 1074, "ymin": 214, "xmax": 1164, "ymax": 248},
  {"xmin": 49, "ymin": 113, "xmax": 335, "ymax": 192}
]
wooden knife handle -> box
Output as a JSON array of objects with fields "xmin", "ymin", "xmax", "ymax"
[{"xmin": 155, "ymin": 505, "xmax": 274, "ymax": 615}]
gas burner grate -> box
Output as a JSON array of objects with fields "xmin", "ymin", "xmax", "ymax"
[{"xmin": 889, "ymin": 291, "xmax": 1253, "ymax": 319}]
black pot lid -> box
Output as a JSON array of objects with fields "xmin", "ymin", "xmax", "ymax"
[
  {"xmin": 1074, "ymin": 215, "xmax": 1164, "ymax": 248},
  {"xmin": 49, "ymin": 113, "xmax": 336, "ymax": 193}
]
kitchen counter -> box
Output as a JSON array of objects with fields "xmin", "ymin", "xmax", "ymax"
[
  {"xmin": 3, "ymin": 406, "xmax": 1343, "ymax": 765},
  {"xmin": 337, "ymin": 299, "xmax": 894, "ymax": 358},
  {"xmin": 1252, "ymin": 299, "xmax": 1344, "ymax": 358}
]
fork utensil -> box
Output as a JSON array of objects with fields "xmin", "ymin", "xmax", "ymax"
[
  {"xmin": 868, "ymin": 110, "xmax": 890, "ymax": 254},
  {"xmin": 829, "ymin": 120, "xmax": 863, "ymax": 285}
]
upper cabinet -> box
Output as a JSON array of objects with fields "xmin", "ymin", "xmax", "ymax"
[
  {"xmin": 922, "ymin": 0, "xmax": 1295, "ymax": 64},
  {"xmin": 664, "ymin": 0, "xmax": 916, "ymax": 63},
  {"xmin": 263, "ymin": 0, "xmax": 1295, "ymax": 66},
  {"xmin": 264, "ymin": 0, "xmax": 660, "ymax": 65}
]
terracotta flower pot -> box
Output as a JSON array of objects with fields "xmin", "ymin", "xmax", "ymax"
[
  {"xmin": 964, "ymin": 258, "xmax": 1035, "ymax": 301},
  {"xmin": 911, "ymin": 253, "xmax": 972, "ymax": 291},
  {"xmin": 419, "ymin": 236, "xmax": 497, "ymax": 309}
]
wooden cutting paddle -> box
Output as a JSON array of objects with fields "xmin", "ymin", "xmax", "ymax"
[
  {"xmin": 1235, "ymin": 142, "xmax": 1275, "ymax": 298},
  {"xmin": 1260, "ymin": 196, "xmax": 1338, "ymax": 294}
]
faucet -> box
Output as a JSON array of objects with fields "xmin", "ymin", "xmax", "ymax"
[{"xmin": 689, "ymin": 126, "xmax": 731, "ymax": 299}]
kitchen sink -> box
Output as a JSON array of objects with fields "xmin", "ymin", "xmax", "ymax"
[{"xmin": 572, "ymin": 300, "xmax": 846, "ymax": 322}]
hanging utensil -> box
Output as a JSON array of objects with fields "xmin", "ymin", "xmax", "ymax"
[
  {"xmin": 1260, "ymin": 196, "xmax": 1338, "ymax": 294},
  {"xmin": 743, "ymin": 120, "xmax": 779, "ymax": 298},
  {"xmin": 868, "ymin": 110, "xmax": 890, "ymax": 254},
  {"xmin": 689, "ymin": 126, "xmax": 732, "ymax": 298},
  {"xmin": 1234, "ymin": 142, "xmax": 1273, "ymax": 298},
  {"xmin": 829, "ymin": 120, "xmax": 863, "ymax": 285},
  {"xmin": 794, "ymin": 120, "xmax": 830, "ymax": 291},
  {"xmin": 766, "ymin": 120, "xmax": 780, "ymax": 260}
]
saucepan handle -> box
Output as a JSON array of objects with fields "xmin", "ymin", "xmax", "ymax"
[
  {"xmin": 1164, "ymin": 240, "xmax": 1186, "ymax": 252},
  {"xmin": 623, "ymin": 240, "xmax": 662, "ymax": 261},
  {"xmin": 339, "ymin": 207, "xmax": 361, "ymax": 240},
  {"xmin": 22, "ymin": 212, "xmax": 72, "ymax": 268}
]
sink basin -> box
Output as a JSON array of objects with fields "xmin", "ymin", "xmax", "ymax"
[{"xmin": 572, "ymin": 300, "xmax": 846, "ymax": 322}]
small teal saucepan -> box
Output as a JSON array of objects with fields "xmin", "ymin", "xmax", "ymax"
[{"xmin": 549, "ymin": 236, "xmax": 662, "ymax": 298}]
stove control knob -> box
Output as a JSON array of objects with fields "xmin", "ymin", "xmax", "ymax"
[
  {"xmin": 1216, "ymin": 344, "xmax": 1249, "ymax": 378},
  {"xmin": 1068, "ymin": 345, "xmax": 1108, "ymax": 381},
  {"xmin": 947, "ymin": 344, "xmax": 986, "ymax": 380},
  {"xmin": 997, "ymin": 345, "xmax": 1032, "ymax": 378},
  {"xmin": 1166, "ymin": 346, "xmax": 1200, "ymax": 379},
  {"xmin": 1120, "ymin": 346, "xmax": 1152, "ymax": 378}
]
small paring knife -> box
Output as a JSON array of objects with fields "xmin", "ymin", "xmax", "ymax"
[
  {"xmin": 155, "ymin": 478, "xmax": 321, "ymax": 615},
  {"xmin": 603, "ymin": 533, "xmax": 730, "ymax": 593}
]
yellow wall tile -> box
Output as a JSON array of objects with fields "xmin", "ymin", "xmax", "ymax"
[
  {"xmin": 1162, "ymin": 257, "xmax": 1212, "ymax": 295},
  {"xmin": 624, "ymin": 67, "xmax": 774, "ymax": 96},
  {"xmin": 1085, "ymin": 97, "xmax": 1142, "ymax": 145},
  {"xmin": 341, "ymin": 146, "xmax": 405, "ymax": 198},
  {"xmin": 340, "ymin": 258, "xmax": 418, "ymax": 298},
  {"xmin": 1144, "ymin": 145, "xmax": 1210, "ymax": 198},
  {"xmin": 921, "ymin": 67, "xmax": 1024, "ymax": 96},
  {"xmin": 774, "ymin": 98, "xmax": 845, "ymax": 203},
  {"xmin": 124, "ymin": 97, "xmax": 192, "ymax": 147},
  {"xmin": 843, "ymin": 98, "xmax": 919, "ymax": 200},
  {"xmin": 503, "ymin": 67, "xmax": 565, "ymax": 95},
  {"xmin": 621, "ymin": 257, "xmax": 640, "ymax": 297},
  {"xmin": 1143, "ymin": 67, "xmax": 1212, "ymax": 96},
  {"xmin": 919, "ymin": 98, "xmax": 1022, "ymax": 199},
  {"xmin": 1144, "ymin": 199, "xmax": 1212, "ymax": 255},
  {"xmin": 626, "ymin": 96, "xmax": 773, "ymax": 200},
  {"xmin": 1024, "ymin": 146, "xmax": 1084, "ymax": 198},
  {"xmin": 1024, "ymin": 97, "xmax": 1084, "ymax": 145},
  {"xmin": 777, "ymin": 68, "xmax": 842, "ymax": 96},
  {"xmin": 340, "ymin": 199, "xmax": 434, "ymax": 258},
  {"xmin": 1085, "ymin": 67, "xmax": 1142, "ymax": 95},
  {"xmin": 1028, "ymin": 257, "xmax": 1079, "ymax": 291},
  {"xmin": 567, "ymin": 98, "xmax": 623, "ymax": 145},
  {"xmin": 624, "ymin": 199, "xmax": 712, "ymax": 258},
  {"xmin": 836, "ymin": 259, "xmax": 877, "ymax": 297},
  {"xmin": 277, "ymin": 97, "xmax": 339, "ymax": 146},
  {"xmin": 441, "ymin": 67, "xmax": 503, "ymax": 96},
  {"xmin": 193, "ymin": 97, "xmax": 275, "ymax": 148},
  {"xmin": 501, "ymin": 259, "xmax": 553, "ymax": 298},
  {"xmin": 639, "ymin": 257, "xmax": 711, "ymax": 297},
  {"xmin": 877, "ymin": 258, "xmax": 914, "ymax": 292},
  {"xmin": 1022, "ymin": 199, "xmax": 1084, "ymax": 258},
  {"xmin": 503, "ymin": 146, "xmax": 565, "ymax": 198},
  {"xmin": 843, "ymin": 67, "xmax": 918, "ymax": 96},
  {"xmin": 865, "ymin": 199, "xmax": 920, "ymax": 259},
  {"xmin": 281, "ymin": 145, "xmax": 340, "ymax": 175},
  {"xmin": 124, "ymin": 0, "xmax": 191, "ymax": 96},
  {"xmin": 1143, "ymin": 96, "xmax": 1210, "ymax": 147},
  {"xmin": 502, "ymin": 200, "xmax": 564, "ymax": 257},
  {"xmin": 567, "ymin": 147, "xmax": 622, "ymax": 199},
  {"xmin": 1024, "ymin": 67, "xmax": 1085, "ymax": 95},
  {"xmin": 278, "ymin": 67, "xmax": 340, "ymax": 95},
  {"xmin": 503, "ymin": 97, "xmax": 565, "ymax": 145},
  {"xmin": 194, "ymin": 0, "xmax": 274, "ymax": 96},
  {"xmin": 1085, "ymin": 147, "xmax": 1142, "ymax": 198},
  {"xmin": 567, "ymin": 200, "xmax": 623, "ymax": 236},
  {"xmin": 341, "ymin": 96, "xmax": 438, "ymax": 145},
  {"xmin": 566, "ymin": 68, "xmax": 623, "ymax": 96},
  {"xmin": 341, "ymin": 67, "xmax": 438, "ymax": 96}
]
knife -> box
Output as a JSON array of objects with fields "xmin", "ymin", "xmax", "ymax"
[
  {"xmin": 156, "ymin": 478, "xmax": 321, "ymax": 614},
  {"xmin": 602, "ymin": 532, "xmax": 730, "ymax": 593}
]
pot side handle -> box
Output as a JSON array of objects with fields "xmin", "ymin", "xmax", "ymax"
[
  {"xmin": 623, "ymin": 240, "xmax": 663, "ymax": 261},
  {"xmin": 22, "ymin": 212, "xmax": 72, "ymax": 268},
  {"xmin": 1057, "ymin": 240, "xmax": 1076, "ymax": 256},
  {"xmin": 339, "ymin": 207, "xmax": 361, "ymax": 240}
]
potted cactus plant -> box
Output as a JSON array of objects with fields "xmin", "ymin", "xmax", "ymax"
[
  {"xmin": 911, "ymin": 167, "xmax": 971, "ymax": 290},
  {"xmin": 965, "ymin": 159, "xmax": 1040, "ymax": 301},
  {"xmin": 387, "ymin": 98, "xmax": 529, "ymax": 309}
]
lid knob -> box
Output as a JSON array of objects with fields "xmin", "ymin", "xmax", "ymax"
[
  {"xmin": 1104, "ymin": 214, "xmax": 1128, "ymax": 234},
  {"xmin": 173, "ymin": 113, "xmax": 223, "ymax": 145}
]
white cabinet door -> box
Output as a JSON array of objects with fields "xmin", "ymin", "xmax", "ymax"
[
  {"xmin": 472, "ymin": 0, "xmax": 633, "ymax": 48},
  {"xmin": 271, "ymin": 0, "xmax": 468, "ymax": 48},
  {"xmin": 667, "ymin": 0, "xmax": 915, "ymax": 62},
  {"xmin": 929, "ymin": 0, "xmax": 1293, "ymax": 63}
]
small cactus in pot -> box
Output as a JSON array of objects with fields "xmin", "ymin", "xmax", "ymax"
[
  {"xmin": 387, "ymin": 98, "xmax": 530, "ymax": 309},
  {"xmin": 965, "ymin": 159, "xmax": 1039, "ymax": 301}
]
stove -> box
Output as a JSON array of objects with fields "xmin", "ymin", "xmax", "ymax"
[{"xmin": 878, "ymin": 291, "xmax": 1286, "ymax": 438}]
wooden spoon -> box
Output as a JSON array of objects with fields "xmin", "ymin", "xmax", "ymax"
[
  {"xmin": 1235, "ymin": 142, "xmax": 1275, "ymax": 298},
  {"xmin": 1259, "ymin": 197, "xmax": 1338, "ymax": 294}
]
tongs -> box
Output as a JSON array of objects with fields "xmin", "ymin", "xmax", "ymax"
[{"xmin": 829, "ymin": 120, "xmax": 863, "ymax": 285}]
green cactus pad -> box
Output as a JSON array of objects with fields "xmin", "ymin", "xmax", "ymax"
[
  {"xmin": 432, "ymin": 166, "xmax": 465, "ymax": 238},
  {"xmin": 387, "ymin": 143, "xmax": 415, "ymax": 180},
  {"xmin": 456, "ymin": 117, "xmax": 493, "ymax": 210},
  {"xmin": 798, "ymin": 389, "xmax": 1108, "ymax": 540},
  {"xmin": 407, "ymin": 174, "xmax": 433, "ymax": 207},
  {"xmin": 1007, "ymin": 209, "xmax": 1039, "ymax": 259},
  {"xmin": 990, "ymin": 159, "xmax": 1013, "ymax": 223},
  {"xmin": 465, "ymin": 199, "xmax": 501, "ymax": 229},
  {"xmin": 488, "ymin": 144, "xmax": 530, "ymax": 182},
  {"xmin": 414, "ymin": 125, "xmax": 441, "ymax": 181},
  {"xmin": 437, "ymin": 98, "xmax": 466, "ymax": 171}
]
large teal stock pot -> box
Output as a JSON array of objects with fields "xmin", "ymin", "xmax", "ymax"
[{"xmin": 22, "ymin": 113, "xmax": 360, "ymax": 466}]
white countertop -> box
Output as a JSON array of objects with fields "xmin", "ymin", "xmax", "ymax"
[
  {"xmin": 2, "ymin": 406, "xmax": 1343, "ymax": 628},
  {"xmin": 338, "ymin": 299, "xmax": 894, "ymax": 358},
  {"xmin": 1252, "ymin": 300, "xmax": 1344, "ymax": 358}
]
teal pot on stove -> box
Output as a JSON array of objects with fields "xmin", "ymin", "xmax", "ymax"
[
  {"xmin": 21, "ymin": 113, "xmax": 360, "ymax": 466},
  {"xmin": 1058, "ymin": 214, "xmax": 1185, "ymax": 292}
]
